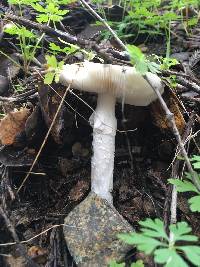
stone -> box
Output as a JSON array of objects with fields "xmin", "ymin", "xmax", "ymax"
[{"xmin": 63, "ymin": 192, "xmax": 133, "ymax": 267}]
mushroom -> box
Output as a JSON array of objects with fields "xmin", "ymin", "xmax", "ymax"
[{"xmin": 59, "ymin": 61, "xmax": 164, "ymax": 203}]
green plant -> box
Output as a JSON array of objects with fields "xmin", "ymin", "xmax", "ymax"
[
  {"xmin": 109, "ymin": 259, "xmax": 144, "ymax": 267},
  {"xmin": 93, "ymin": 0, "xmax": 199, "ymax": 54},
  {"xmin": 31, "ymin": 2, "xmax": 69, "ymax": 24},
  {"xmin": 169, "ymin": 155, "xmax": 200, "ymax": 212},
  {"xmin": 49, "ymin": 42, "xmax": 79, "ymax": 55},
  {"xmin": 126, "ymin": 44, "xmax": 179, "ymax": 76},
  {"xmin": 126, "ymin": 44, "xmax": 160, "ymax": 74},
  {"xmin": 44, "ymin": 55, "xmax": 64, "ymax": 84},
  {"xmin": 118, "ymin": 218, "xmax": 200, "ymax": 267},
  {"xmin": 49, "ymin": 41, "xmax": 96, "ymax": 61},
  {"xmin": 5, "ymin": 0, "xmax": 74, "ymax": 72},
  {"xmin": 13, "ymin": 84, "xmax": 26, "ymax": 93},
  {"xmin": 4, "ymin": 24, "xmax": 38, "ymax": 72},
  {"xmin": 8, "ymin": 0, "xmax": 39, "ymax": 5}
]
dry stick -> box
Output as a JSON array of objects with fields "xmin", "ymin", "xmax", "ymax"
[
  {"xmin": 0, "ymin": 89, "xmax": 37, "ymax": 103},
  {"xmin": 4, "ymin": 13, "xmax": 125, "ymax": 63},
  {"xmin": 170, "ymin": 186, "xmax": 177, "ymax": 225},
  {"xmin": 17, "ymin": 84, "xmax": 71, "ymax": 193},
  {"xmin": 80, "ymin": 0, "xmax": 126, "ymax": 50},
  {"xmin": 170, "ymin": 114, "xmax": 195, "ymax": 224},
  {"xmin": 0, "ymin": 205, "xmax": 40, "ymax": 267},
  {"xmin": 0, "ymin": 222, "xmax": 95, "ymax": 247},
  {"xmin": 145, "ymin": 76, "xmax": 200, "ymax": 192},
  {"xmin": 177, "ymin": 76, "xmax": 200, "ymax": 94}
]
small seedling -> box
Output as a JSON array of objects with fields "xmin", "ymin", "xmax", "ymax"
[
  {"xmin": 31, "ymin": 2, "xmax": 69, "ymax": 23},
  {"xmin": 4, "ymin": 24, "xmax": 38, "ymax": 72},
  {"xmin": 126, "ymin": 44, "xmax": 160, "ymax": 74},
  {"xmin": 118, "ymin": 218, "xmax": 200, "ymax": 267},
  {"xmin": 44, "ymin": 55, "xmax": 64, "ymax": 84}
]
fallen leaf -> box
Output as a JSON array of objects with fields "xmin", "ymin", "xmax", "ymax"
[
  {"xmin": 68, "ymin": 180, "xmax": 89, "ymax": 202},
  {"xmin": 151, "ymin": 90, "xmax": 185, "ymax": 133},
  {"xmin": 0, "ymin": 108, "xmax": 30, "ymax": 145},
  {"xmin": 28, "ymin": 245, "xmax": 48, "ymax": 264}
]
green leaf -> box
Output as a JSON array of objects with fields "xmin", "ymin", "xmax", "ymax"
[
  {"xmin": 19, "ymin": 27, "xmax": 35, "ymax": 38},
  {"xmin": 168, "ymin": 179, "xmax": 199, "ymax": 193},
  {"xmin": 169, "ymin": 222, "xmax": 198, "ymax": 243},
  {"xmin": 139, "ymin": 218, "xmax": 168, "ymax": 240},
  {"xmin": 109, "ymin": 260, "xmax": 125, "ymax": 267},
  {"xmin": 131, "ymin": 260, "xmax": 144, "ymax": 267},
  {"xmin": 154, "ymin": 248, "xmax": 189, "ymax": 267},
  {"xmin": 118, "ymin": 217, "xmax": 200, "ymax": 267},
  {"xmin": 49, "ymin": 42, "xmax": 78, "ymax": 55},
  {"xmin": 4, "ymin": 25, "xmax": 35, "ymax": 39},
  {"xmin": 126, "ymin": 45, "xmax": 145, "ymax": 61},
  {"xmin": 4, "ymin": 25, "xmax": 19, "ymax": 35},
  {"xmin": 57, "ymin": 61, "xmax": 64, "ymax": 69},
  {"xmin": 187, "ymin": 17, "xmax": 198, "ymax": 27},
  {"xmin": 193, "ymin": 161, "xmax": 200, "ymax": 169},
  {"xmin": 118, "ymin": 233, "xmax": 163, "ymax": 254},
  {"xmin": 190, "ymin": 155, "xmax": 200, "ymax": 162},
  {"xmin": 32, "ymin": 2, "xmax": 68, "ymax": 23},
  {"xmin": 37, "ymin": 14, "xmax": 49, "ymax": 23},
  {"xmin": 188, "ymin": 195, "xmax": 200, "ymax": 212},
  {"xmin": 191, "ymin": 156, "xmax": 200, "ymax": 169},
  {"xmin": 126, "ymin": 44, "xmax": 160, "ymax": 75},
  {"xmin": 179, "ymin": 246, "xmax": 200, "ymax": 266},
  {"xmin": 49, "ymin": 43, "xmax": 62, "ymax": 51},
  {"xmin": 31, "ymin": 3, "xmax": 46, "ymax": 13},
  {"xmin": 8, "ymin": 0, "xmax": 39, "ymax": 4},
  {"xmin": 44, "ymin": 72, "xmax": 55, "ymax": 85},
  {"xmin": 45, "ymin": 55, "xmax": 58, "ymax": 68},
  {"xmin": 147, "ymin": 61, "xmax": 160, "ymax": 74},
  {"xmin": 160, "ymin": 57, "xmax": 179, "ymax": 70}
]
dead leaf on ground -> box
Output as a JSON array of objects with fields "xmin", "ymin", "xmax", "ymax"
[
  {"xmin": 151, "ymin": 90, "xmax": 185, "ymax": 133},
  {"xmin": 0, "ymin": 108, "xmax": 31, "ymax": 145},
  {"xmin": 28, "ymin": 245, "xmax": 48, "ymax": 265},
  {"xmin": 68, "ymin": 180, "xmax": 90, "ymax": 202}
]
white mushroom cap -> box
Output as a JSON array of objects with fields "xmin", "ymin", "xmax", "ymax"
[{"xmin": 59, "ymin": 61, "xmax": 164, "ymax": 106}]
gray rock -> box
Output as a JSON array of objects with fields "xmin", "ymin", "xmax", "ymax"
[{"xmin": 63, "ymin": 192, "xmax": 133, "ymax": 267}]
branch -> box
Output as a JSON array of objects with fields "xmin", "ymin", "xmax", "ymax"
[
  {"xmin": 145, "ymin": 76, "xmax": 200, "ymax": 192},
  {"xmin": 4, "ymin": 13, "xmax": 128, "ymax": 63},
  {"xmin": 0, "ymin": 205, "xmax": 40, "ymax": 267},
  {"xmin": 80, "ymin": 0, "xmax": 126, "ymax": 50}
]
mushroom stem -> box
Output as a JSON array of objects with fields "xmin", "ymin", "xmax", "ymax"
[{"xmin": 90, "ymin": 92, "xmax": 117, "ymax": 204}]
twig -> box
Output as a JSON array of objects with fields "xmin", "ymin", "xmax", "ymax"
[
  {"xmin": 80, "ymin": 0, "xmax": 126, "ymax": 50},
  {"xmin": 0, "ymin": 205, "xmax": 40, "ymax": 267},
  {"xmin": 177, "ymin": 76, "xmax": 200, "ymax": 94},
  {"xmin": 0, "ymin": 89, "xmax": 37, "ymax": 103},
  {"xmin": 0, "ymin": 222, "xmax": 94, "ymax": 247},
  {"xmin": 170, "ymin": 115, "xmax": 195, "ymax": 224},
  {"xmin": 4, "ymin": 13, "xmax": 127, "ymax": 63},
  {"xmin": 145, "ymin": 76, "xmax": 200, "ymax": 192},
  {"xmin": 170, "ymin": 186, "xmax": 177, "ymax": 225}
]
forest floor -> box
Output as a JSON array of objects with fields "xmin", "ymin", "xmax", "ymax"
[{"xmin": 0, "ymin": 1, "xmax": 200, "ymax": 267}]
